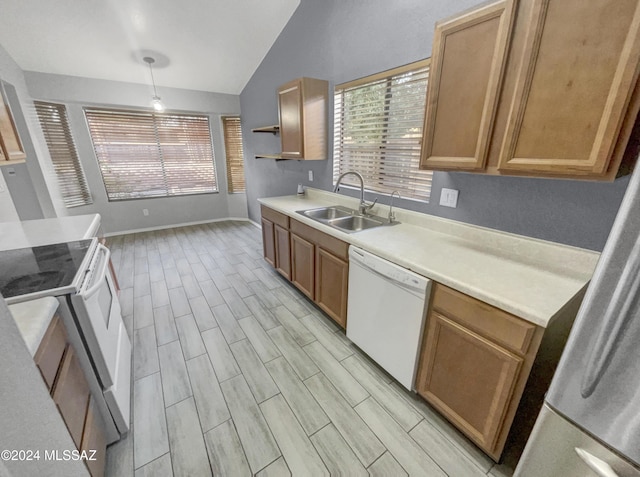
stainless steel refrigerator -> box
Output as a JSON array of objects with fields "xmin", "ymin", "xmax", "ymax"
[{"xmin": 516, "ymin": 164, "xmax": 640, "ymax": 476}]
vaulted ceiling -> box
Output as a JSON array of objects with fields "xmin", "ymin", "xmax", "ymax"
[{"xmin": 0, "ymin": 0, "xmax": 300, "ymax": 94}]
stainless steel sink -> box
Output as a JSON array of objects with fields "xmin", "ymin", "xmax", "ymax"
[
  {"xmin": 297, "ymin": 205, "xmax": 395, "ymax": 233},
  {"xmin": 302, "ymin": 206, "xmax": 353, "ymax": 221},
  {"xmin": 330, "ymin": 215, "xmax": 385, "ymax": 232}
]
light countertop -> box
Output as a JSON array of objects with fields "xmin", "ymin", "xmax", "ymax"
[
  {"xmin": 8, "ymin": 297, "xmax": 59, "ymax": 356},
  {"xmin": 0, "ymin": 214, "xmax": 101, "ymax": 251},
  {"xmin": 259, "ymin": 188, "xmax": 600, "ymax": 328}
]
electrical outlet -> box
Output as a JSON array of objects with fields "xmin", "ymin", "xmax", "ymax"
[
  {"xmin": 439, "ymin": 188, "xmax": 459, "ymax": 208},
  {"xmin": 142, "ymin": 209, "xmax": 149, "ymax": 216},
  {"xmin": 308, "ymin": 170, "xmax": 314, "ymax": 182}
]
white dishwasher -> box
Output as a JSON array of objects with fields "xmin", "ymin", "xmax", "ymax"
[{"xmin": 346, "ymin": 246, "xmax": 431, "ymax": 390}]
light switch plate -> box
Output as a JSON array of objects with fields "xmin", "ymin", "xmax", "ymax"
[
  {"xmin": 308, "ymin": 170, "xmax": 314, "ymax": 182},
  {"xmin": 439, "ymin": 188, "xmax": 459, "ymax": 208}
]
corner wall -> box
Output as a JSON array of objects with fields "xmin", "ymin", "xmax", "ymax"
[{"xmin": 239, "ymin": 0, "xmax": 630, "ymax": 251}]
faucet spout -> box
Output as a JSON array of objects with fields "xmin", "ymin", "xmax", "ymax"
[{"xmin": 333, "ymin": 171, "xmax": 373, "ymax": 215}]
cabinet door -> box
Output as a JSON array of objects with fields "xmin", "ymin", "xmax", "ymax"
[
  {"xmin": 498, "ymin": 0, "xmax": 640, "ymax": 176},
  {"xmin": 315, "ymin": 248, "xmax": 348, "ymax": 327},
  {"xmin": 421, "ymin": 0, "xmax": 516, "ymax": 171},
  {"xmin": 290, "ymin": 233, "xmax": 315, "ymax": 300},
  {"xmin": 274, "ymin": 223, "xmax": 291, "ymax": 280},
  {"xmin": 0, "ymin": 86, "xmax": 26, "ymax": 162},
  {"xmin": 278, "ymin": 80, "xmax": 303, "ymax": 158},
  {"xmin": 34, "ymin": 314, "xmax": 67, "ymax": 392},
  {"xmin": 81, "ymin": 398, "xmax": 106, "ymax": 477},
  {"xmin": 261, "ymin": 218, "xmax": 276, "ymax": 267},
  {"xmin": 53, "ymin": 346, "xmax": 91, "ymax": 448},
  {"xmin": 416, "ymin": 312, "xmax": 522, "ymax": 453}
]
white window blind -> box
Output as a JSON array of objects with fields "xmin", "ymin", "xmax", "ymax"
[
  {"xmin": 333, "ymin": 60, "xmax": 433, "ymax": 202},
  {"xmin": 84, "ymin": 108, "xmax": 217, "ymax": 201},
  {"xmin": 221, "ymin": 116, "xmax": 246, "ymax": 193},
  {"xmin": 34, "ymin": 101, "xmax": 92, "ymax": 208}
]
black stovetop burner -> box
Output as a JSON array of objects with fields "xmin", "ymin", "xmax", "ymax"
[{"xmin": 0, "ymin": 240, "xmax": 94, "ymax": 299}]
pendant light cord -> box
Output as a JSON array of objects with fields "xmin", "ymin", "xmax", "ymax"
[{"xmin": 147, "ymin": 61, "xmax": 159, "ymax": 98}]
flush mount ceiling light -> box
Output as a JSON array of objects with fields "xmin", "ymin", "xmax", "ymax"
[{"xmin": 143, "ymin": 56, "xmax": 165, "ymax": 112}]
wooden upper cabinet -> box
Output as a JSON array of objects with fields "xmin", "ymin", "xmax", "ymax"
[
  {"xmin": 277, "ymin": 77, "xmax": 328, "ymax": 160},
  {"xmin": 421, "ymin": 0, "xmax": 516, "ymax": 171},
  {"xmin": 497, "ymin": 0, "xmax": 640, "ymax": 176},
  {"xmin": 0, "ymin": 85, "xmax": 26, "ymax": 163}
]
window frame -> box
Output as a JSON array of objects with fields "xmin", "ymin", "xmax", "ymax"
[
  {"xmin": 84, "ymin": 107, "xmax": 218, "ymax": 202},
  {"xmin": 34, "ymin": 100, "xmax": 93, "ymax": 208},
  {"xmin": 221, "ymin": 115, "xmax": 246, "ymax": 194},
  {"xmin": 333, "ymin": 59, "xmax": 433, "ymax": 203}
]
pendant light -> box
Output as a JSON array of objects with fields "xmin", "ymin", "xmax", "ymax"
[{"xmin": 143, "ymin": 56, "xmax": 165, "ymax": 112}]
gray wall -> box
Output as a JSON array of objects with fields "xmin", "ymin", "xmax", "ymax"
[
  {"xmin": 24, "ymin": 72, "xmax": 247, "ymax": 233},
  {"xmin": 239, "ymin": 0, "xmax": 630, "ymax": 251}
]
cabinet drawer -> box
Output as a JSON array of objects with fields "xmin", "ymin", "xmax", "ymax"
[
  {"xmin": 34, "ymin": 314, "xmax": 67, "ymax": 391},
  {"xmin": 290, "ymin": 218, "xmax": 348, "ymax": 260},
  {"xmin": 432, "ymin": 283, "xmax": 536, "ymax": 355},
  {"xmin": 261, "ymin": 205, "xmax": 289, "ymax": 229},
  {"xmin": 53, "ymin": 346, "xmax": 91, "ymax": 448}
]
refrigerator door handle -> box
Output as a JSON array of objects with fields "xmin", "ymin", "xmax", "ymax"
[
  {"xmin": 581, "ymin": 236, "xmax": 640, "ymax": 398},
  {"xmin": 575, "ymin": 448, "xmax": 620, "ymax": 477}
]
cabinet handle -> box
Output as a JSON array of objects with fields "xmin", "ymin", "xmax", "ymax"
[{"xmin": 575, "ymin": 448, "xmax": 620, "ymax": 477}]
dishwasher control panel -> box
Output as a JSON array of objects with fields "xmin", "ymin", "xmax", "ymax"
[{"xmin": 349, "ymin": 246, "xmax": 429, "ymax": 293}]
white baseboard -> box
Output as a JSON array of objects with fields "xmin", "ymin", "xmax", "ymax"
[
  {"xmin": 248, "ymin": 219, "xmax": 261, "ymax": 229},
  {"xmin": 104, "ymin": 217, "xmax": 252, "ymax": 237}
]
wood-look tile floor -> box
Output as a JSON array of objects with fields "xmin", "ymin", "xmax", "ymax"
[{"xmin": 104, "ymin": 221, "xmax": 515, "ymax": 477}]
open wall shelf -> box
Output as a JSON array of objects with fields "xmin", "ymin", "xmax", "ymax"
[{"xmin": 251, "ymin": 125, "xmax": 279, "ymax": 134}]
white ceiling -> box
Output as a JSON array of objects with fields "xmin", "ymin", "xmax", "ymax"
[{"xmin": 0, "ymin": 0, "xmax": 300, "ymax": 95}]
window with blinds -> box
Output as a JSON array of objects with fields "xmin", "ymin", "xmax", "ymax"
[
  {"xmin": 34, "ymin": 101, "xmax": 92, "ymax": 208},
  {"xmin": 333, "ymin": 59, "xmax": 433, "ymax": 202},
  {"xmin": 84, "ymin": 108, "xmax": 217, "ymax": 201},
  {"xmin": 221, "ymin": 116, "xmax": 246, "ymax": 193}
]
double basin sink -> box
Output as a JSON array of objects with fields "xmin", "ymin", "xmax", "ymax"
[{"xmin": 297, "ymin": 205, "xmax": 394, "ymax": 233}]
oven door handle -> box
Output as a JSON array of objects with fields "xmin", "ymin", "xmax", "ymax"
[{"xmin": 83, "ymin": 244, "xmax": 111, "ymax": 299}]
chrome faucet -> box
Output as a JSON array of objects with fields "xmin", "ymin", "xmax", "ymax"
[
  {"xmin": 388, "ymin": 190, "xmax": 401, "ymax": 224},
  {"xmin": 333, "ymin": 171, "xmax": 377, "ymax": 215}
]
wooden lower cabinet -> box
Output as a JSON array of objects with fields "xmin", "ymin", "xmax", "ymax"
[
  {"xmin": 34, "ymin": 314, "xmax": 67, "ymax": 391},
  {"xmin": 274, "ymin": 224, "xmax": 291, "ymax": 279},
  {"xmin": 261, "ymin": 218, "xmax": 276, "ymax": 267},
  {"xmin": 418, "ymin": 312, "xmax": 522, "ymax": 451},
  {"xmin": 315, "ymin": 248, "xmax": 349, "ymax": 328},
  {"xmin": 35, "ymin": 314, "xmax": 107, "ymax": 476},
  {"xmin": 53, "ymin": 346, "xmax": 91, "ymax": 448},
  {"xmin": 82, "ymin": 398, "xmax": 107, "ymax": 477},
  {"xmin": 260, "ymin": 205, "xmax": 349, "ymax": 327},
  {"xmin": 290, "ymin": 233, "xmax": 315, "ymax": 300},
  {"xmin": 416, "ymin": 283, "xmax": 545, "ymax": 461}
]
